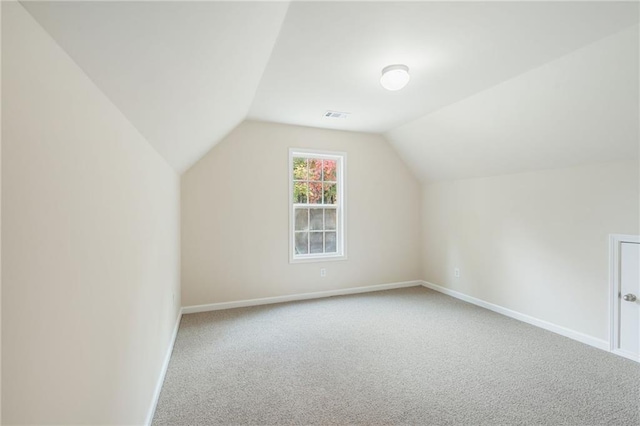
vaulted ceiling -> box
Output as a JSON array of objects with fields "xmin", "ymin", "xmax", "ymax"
[
  {"xmin": 22, "ymin": 1, "xmax": 289, "ymax": 172},
  {"xmin": 22, "ymin": 1, "xmax": 639, "ymax": 178}
]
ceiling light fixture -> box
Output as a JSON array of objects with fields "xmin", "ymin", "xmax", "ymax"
[{"xmin": 380, "ymin": 64, "xmax": 410, "ymax": 91}]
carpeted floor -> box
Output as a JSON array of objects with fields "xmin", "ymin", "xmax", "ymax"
[{"xmin": 152, "ymin": 287, "xmax": 640, "ymax": 425}]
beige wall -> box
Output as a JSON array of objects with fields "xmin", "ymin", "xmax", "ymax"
[
  {"xmin": 0, "ymin": 2, "xmax": 3, "ymax": 421},
  {"xmin": 2, "ymin": 3, "xmax": 180, "ymax": 425},
  {"xmin": 181, "ymin": 120, "xmax": 422, "ymax": 306},
  {"xmin": 422, "ymin": 160, "xmax": 639, "ymax": 341}
]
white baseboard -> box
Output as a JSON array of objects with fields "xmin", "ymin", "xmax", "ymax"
[
  {"xmin": 182, "ymin": 280, "xmax": 422, "ymax": 314},
  {"xmin": 145, "ymin": 310, "xmax": 182, "ymax": 426},
  {"xmin": 421, "ymin": 281, "xmax": 609, "ymax": 351},
  {"xmin": 611, "ymin": 348, "xmax": 640, "ymax": 363}
]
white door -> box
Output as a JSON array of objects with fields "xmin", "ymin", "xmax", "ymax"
[{"xmin": 617, "ymin": 242, "xmax": 639, "ymax": 360}]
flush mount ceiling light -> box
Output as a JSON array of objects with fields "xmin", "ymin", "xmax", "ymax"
[{"xmin": 380, "ymin": 64, "xmax": 410, "ymax": 91}]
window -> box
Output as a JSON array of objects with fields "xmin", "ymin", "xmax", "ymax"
[{"xmin": 289, "ymin": 149, "xmax": 346, "ymax": 262}]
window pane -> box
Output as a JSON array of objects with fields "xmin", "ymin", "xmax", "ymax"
[
  {"xmin": 310, "ymin": 208, "xmax": 323, "ymax": 230},
  {"xmin": 309, "ymin": 158, "xmax": 322, "ymax": 181},
  {"xmin": 323, "ymin": 183, "xmax": 337, "ymax": 204},
  {"xmin": 325, "ymin": 232, "xmax": 337, "ymax": 253},
  {"xmin": 323, "ymin": 159, "xmax": 337, "ymax": 181},
  {"xmin": 294, "ymin": 182, "xmax": 308, "ymax": 204},
  {"xmin": 291, "ymin": 152, "xmax": 344, "ymax": 260},
  {"xmin": 295, "ymin": 208, "xmax": 309, "ymax": 231},
  {"xmin": 325, "ymin": 209, "xmax": 336, "ymax": 230},
  {"xmin": 310, "ymin": 232, "xmax": 323, "ymax": 254},
  {"xmin": 308, "ymin": 182, "xmax": 323, "ymax": 204},
  {"xmin": 293, "ymin": 157, "xmax": 308, "ymax": 180},
  {"xmin": 295, "ymin": 232, "xmax": 308, "ymax": 255}
]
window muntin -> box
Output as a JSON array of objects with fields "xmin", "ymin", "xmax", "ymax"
[{"xmin": 290, "ymin": 150, "xmax": 345, "ymax": 262}]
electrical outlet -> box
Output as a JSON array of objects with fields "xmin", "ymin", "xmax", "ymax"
[
  {"xmin": 454, "ymin": 268, "xmax": 460, "ymax": 278},
  {"xmin": 320, "ymin": 268, "xmax": 327, "ymax": 277}
]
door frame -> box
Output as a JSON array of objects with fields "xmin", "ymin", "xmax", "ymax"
[{"xmin": 609, "ymin": 234, "xmax": 640, "ymax": 362}]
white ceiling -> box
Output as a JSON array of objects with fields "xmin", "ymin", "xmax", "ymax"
[
  {"xmin": 386, "ymin": 25, "xmax": 639, "ymax": 183},
  {"xmin": 21, "ymin": 1, "xmax": 639, "ymax": 177},
  {"xmin": 22, "ymin": 1, "xmax": 289, "ymax": 172},
  {"xmin": 248, "ymin": 1, "xmax": 638, "ymax": 133}
]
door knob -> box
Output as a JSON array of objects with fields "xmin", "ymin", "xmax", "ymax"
[{"xmin": 622, "ymin": 294, "xmax": 637, "ymax": 302}]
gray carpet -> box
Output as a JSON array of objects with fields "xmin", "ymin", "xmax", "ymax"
[{"xmin": 152, "ymin": 287, "xmax": 640, "ymax": 425}]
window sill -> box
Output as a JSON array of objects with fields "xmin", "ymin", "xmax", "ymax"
[{"xmin": 290, "ymin": 254, "xmax": 347, "ymax": 264}]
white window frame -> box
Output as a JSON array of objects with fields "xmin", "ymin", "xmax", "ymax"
[{"xmin": 289, "ymin": 148, "xmax": 347, "ymax": 263}]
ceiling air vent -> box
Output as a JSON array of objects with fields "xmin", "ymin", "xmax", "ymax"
[{"xmin": 323, "ymin": 110, "xmax": 350, "ymax": 119}]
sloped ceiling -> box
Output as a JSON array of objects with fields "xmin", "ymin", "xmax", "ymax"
[
  {"xmin": 386, "ymin": 25, "xmax": 639, "ymax": 183},
  {"xmin": 22, "ymin": 1, "xmax": 289, "ymax": 172},
  {"xmin": 248, "ymin": 1, "xmax": 638, "ymax": 133},
  {"xmin": 21, "ymin": 1, "xmax": 639, "ymax": 178}
]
